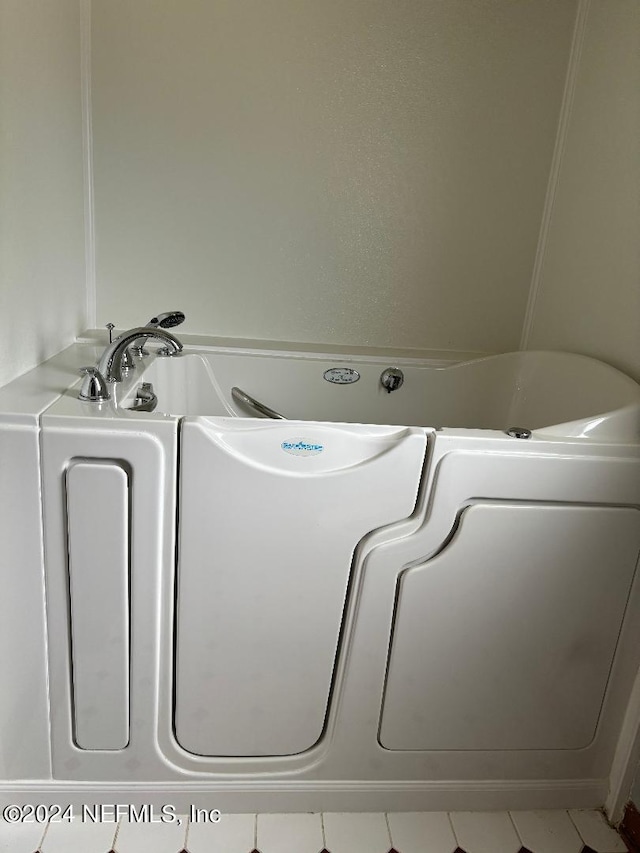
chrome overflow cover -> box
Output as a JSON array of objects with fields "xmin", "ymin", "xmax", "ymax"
[
  {"xmin": 380, "ymin": 367, "xmax": 404, "ymax": 393},
  {"xmin": 506, "ymin": 426, "xmax": 532, "ymax": 439}
]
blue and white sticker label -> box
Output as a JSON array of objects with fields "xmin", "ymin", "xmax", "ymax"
[{"xmin": 281, "ymin": 438, "xmax": 325, "ymax": 457}]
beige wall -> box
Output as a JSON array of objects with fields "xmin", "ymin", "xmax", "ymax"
[
  {"xmin": 0, "ymin": 0, "xmax": 87, "ymax": 387},
  {"xmin": 526, "ymin": 0, "xmax": 640, "ymax": 382},
  {"xmin": 92, "ymin": 0, "xmax": 577, "ymax": 354},
  {"xmin": 3, "ymin": 1, "xmax": 636, "ymax": 383}
]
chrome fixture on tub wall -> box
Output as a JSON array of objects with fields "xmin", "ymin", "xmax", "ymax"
[
  {"xmin": 130, "ymin": 311, "xmax": 186, "ymax": 357},
  {"xmin": 127, "ymin": 381, "xmax": 158, "ymax": 412},
  {"xmin": 78, "ymin": 366, "xmax": 111, "ymax": 402},
  {"xmin": 381, "ymin": 367, "xmax": 404, "ymax": 393},
  {"xmin": 77, "ymin": 314, "xmax": 186, "ymax": 401},
  {"xmin": 98, "ymin": 327, "xmax": 183, "ymax": 383}
]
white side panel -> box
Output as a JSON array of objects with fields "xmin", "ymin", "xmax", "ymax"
[
  {"xmin": 67, "ymin": 460, "xmax": 130, "ymax": 750},
  {"xmin": 0, "ymin": 421, "xmax": 51, "ymax": 779},
  {"xmin": 41, "ymin": 416, "xmax": 178, "ymax": 782},
  {"xmin": 175, "ymin": 419, "xmax": 426, "ymax": 757},
  {"xmin": 380, "ymin": 503, "xmax": 640, "ymax": 751}
]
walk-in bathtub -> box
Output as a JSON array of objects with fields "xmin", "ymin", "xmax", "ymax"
[
  {"xmin": 2, "ymin": 339, "xmax": 640, "ymax": 813},
  {"xmin": 116, "ymin": 346, "xmax": 640, "ymax": 439}
]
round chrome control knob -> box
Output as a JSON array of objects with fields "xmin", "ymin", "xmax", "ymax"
[
  {"xmin": 506, "ymin": 426, "xmax": 532, "ymax": 439},
  {"xmin": 380, "ymin": 367, "xmax": 404, "ymax": 393}
]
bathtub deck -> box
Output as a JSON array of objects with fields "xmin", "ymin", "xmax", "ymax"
[{"xmin": 1, "ymin": 809, "xmax": 628, "ymax": 853}]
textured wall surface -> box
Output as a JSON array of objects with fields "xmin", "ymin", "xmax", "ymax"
[
  {"xmin": 527, "ymin": 1, "xmax": 640, "ymax": 382},
  {"xmin": 92, "ymin": 0, "xmax": 577, "ymax": 353},
  {"xmin": 0, "ymin": 0, "xmax": 86, "ymax": 776},
  {"xmin": 0, "ymin": 0, "xmax": 87, "ymax": 387}
]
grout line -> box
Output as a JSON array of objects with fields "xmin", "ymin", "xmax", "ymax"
[
  {"xmin": 110, "ymin": 816, "xmax": 122, "ymax": 852},
  {"xmin": 519, "ymin": 0, "xmax": 591, "ymax": 351},
  {"xmin": 447, "ymin": 811, "xmax": 460, "ymax": 847},
  {"xmin": 507, "ymin": 810, "xmax": 524, "ymax": 846},
  {"xmin": 254, "ymin": 812, "xmax": 258, "ymax": 850},
  {"xmin": 37, "ymin": 819, "xmax": 51, "ymax": 852},
  {"xmin": 566, "ymin": 808, "xmax": 589, "ymax": 846},
  {"xmin": 183, "ymin": 813, "xmax": 191, "ymax": 851},
  {"xmin": 384, "ymin": 812, "xmax": 393, "ymax": 848},
  {"xmin": 320, "ymin": 812, "xmax": 326, "ymax": 849}
]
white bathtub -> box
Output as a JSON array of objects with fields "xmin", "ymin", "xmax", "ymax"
[
  {"xmin": 119, "ymin": 347, "xmax": 640, "ymax": 439},
  {"xmin": 2, "ymin": 339, "xmax": 640, "ymax": 813}
]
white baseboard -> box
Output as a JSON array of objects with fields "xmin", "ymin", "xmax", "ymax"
[{"xmin": 0, "ymin": 778, "xmax": 607, "ymax": 814}]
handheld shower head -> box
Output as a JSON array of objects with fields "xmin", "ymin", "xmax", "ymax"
[
  {"xmin": 148, "ymin": 311, "xmax": 186, "ymax": 329},
  {"xmin": 129, "ymin": 311, "xmax": 186, "ymax": 357}
]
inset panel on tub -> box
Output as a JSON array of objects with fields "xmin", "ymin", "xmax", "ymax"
[
  {"xmin": 66, "ymin": 460, "xmax": 130, "ymax": 750},
  {"xmin": 380, "ymin": 503, "xmax": 640, "ymax": 751},
  {"xmin": 175, "ymin": 419, "xmax": 426, "ymax": 756}
]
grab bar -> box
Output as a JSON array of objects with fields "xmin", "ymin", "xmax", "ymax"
[{"xmin": 231, "ymin": 386, "xmax": 286, "ymax": 420}]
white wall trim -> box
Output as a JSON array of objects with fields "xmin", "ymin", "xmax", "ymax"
[
  {"xmin": 519, "ymin": 0, "xmax": 590, "ymax": 351},
  {"xmin": 606, "ymin": 664, "xmax": 640, "ymax": 823},
  {"xmin": 80, "ymin": 0, "xmax": 96, "ymax": 329},
  {"xmin": 0, "ymin": 778, "xmax": 607, "ymax": 813}
]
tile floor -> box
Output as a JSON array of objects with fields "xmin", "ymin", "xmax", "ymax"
[{"xmin": 0, "ymin": 808, "xmax": 629, "ymax": 853}]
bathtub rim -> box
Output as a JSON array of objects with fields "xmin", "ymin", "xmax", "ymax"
[
  {"xmin": 125, "ymin": 345, "xmax": 640, "ymax": 443},
  {"xmin": 3, "ymin": 337, "xmax": 638, "ymax": 444}
]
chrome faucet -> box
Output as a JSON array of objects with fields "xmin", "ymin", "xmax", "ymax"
[{"xmin": 98, "ymin": 326, "xmax": 183, "ymax": 383}]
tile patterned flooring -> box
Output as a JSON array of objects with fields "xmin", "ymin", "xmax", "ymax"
[{"xmin": 0, "ymin": 808, "xmax": 628, "ymax": 853}]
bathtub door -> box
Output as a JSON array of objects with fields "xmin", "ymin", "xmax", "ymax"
[
  {"xmin": 379, "ymin": 502, "xmax": 640, "ymax": 751},
  {"xmin": 174, "ymin": 417, "xmax": 426, "ymax": 757}
]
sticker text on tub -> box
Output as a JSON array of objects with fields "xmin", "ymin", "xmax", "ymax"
[{"xmin": 281, "ymin": 439, "xmax": 325, "ymax": 457}]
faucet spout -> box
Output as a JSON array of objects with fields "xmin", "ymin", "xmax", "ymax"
[{"xmin": 98, "ymin": 326, "xmax": 183, "ymax": 382}]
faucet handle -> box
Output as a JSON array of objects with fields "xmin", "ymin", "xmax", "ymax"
[
  {"xmin": 106, "ymin": 322, "xmax": 115, "ymax": 344},
  {"xmin": 129, "ymin": 342, "xmax": 150, "ymax": 358},
  {"xmin": 120, "ymin": 347, "xmax": 135, "ymax": 374},
  {"xmin": 78, "ymin": 367, "xmax": 110, "ymax": 402}
]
